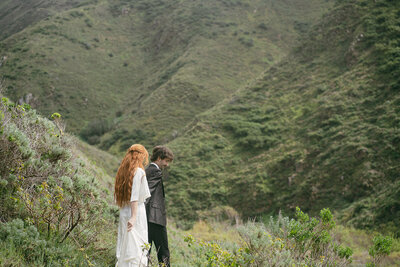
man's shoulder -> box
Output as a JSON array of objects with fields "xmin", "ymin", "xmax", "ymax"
[
  {"xmin": 145, "ymin": 164, "xmax": 162, "ymax": 177},
  {"xmin": 145, "ymin": 164, "xmax": 158, "ymax": 173},
  {"xmin": 145, "ymin": 164, "xmax": 156, "ymax": 171}
]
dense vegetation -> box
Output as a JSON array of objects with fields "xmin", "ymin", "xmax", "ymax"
[
  {"xmin": 0, "ymin": 95, "xmax": 117, "ymax": 265},
  {"xmin": 0, "ymin": 0, "xmax": 97, "ymax": 40},
  {"xmin": 3, "ymin": 95, "xmax": 396, "ymax": 266},
  {"xmin": 166, "ymin": 0, "xmax": 400, "ymax": 234},
  {"xmin": 183, "ymin": 207, "xmax": 355, "ymax": 266},
  {"xmin": 1, "ymin": 0, "xmax": 400, "ymax": 265},
  {"xmin": 0, "ymin": 0, "xmax": 332, "ymax": 151}
]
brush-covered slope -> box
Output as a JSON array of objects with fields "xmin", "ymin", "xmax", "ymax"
[
  {"xmin": 166, "ymin": 0, "xmax": 400, "ymax": 233},
  {"xmin": 0, "ymin": 95, "xmax": 120, "ymax": 265},
  {"xmin": 0, "ymin": 0, "xmax": 332, "ymax": 151},
  {"xmin": 0, "ymin": 0, "xmax": 95, "ymax": 40}
]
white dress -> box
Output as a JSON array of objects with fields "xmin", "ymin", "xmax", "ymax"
[{"xmin": 116, "ymin": 168, "xmax": 151, "ymax": 267}]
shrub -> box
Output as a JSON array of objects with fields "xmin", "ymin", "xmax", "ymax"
[
  {"xmin": 285, "ymin": 207, "xmax": 350, "ymax": 264},
  {"xmin": 239, "ymin": 37, "xmax": 254, "ymax": 47},
  {"xmin": 0, "ymin": 219, "xmax": 91, "ymax": 266},
  {"xmin": 184, "ymin": 208, "xmax": 353, "ymax": 266},
  {"xmin": 368, "ymin": 234, "xmax": 393, "ymax": 266},
  {"xmin": 0, "ymin": 97, "xmax": 116, "ymax": 265},
  {"xmin": 70, "ymin": 11, "xmax": 84, "ymax": 18},
  {"xmin": 0, "ymin": 219, "xmax": 46, "ymax": 262},
  {"xmin": 102, "ymin": 128, "xmax": 129, "ymax": 150},
  {"xmin": 80, "ymin": 118, "xmax": 112, "ymax": 142}
]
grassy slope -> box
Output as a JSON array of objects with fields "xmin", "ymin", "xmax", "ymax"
[
  {"xmin": 165, "ymin": 0, "xmax": 400, "ymax": 233},
  {"xmin": 72, "ymin": 136, "xmax": 120, "ymax": 188},
  {"xmin": 0, "ymin": 0, "xmax": 96, "ymax": 40},
  {"xmin": 0, "ymin": 0, "xmax": 332, "ymax": 151}
]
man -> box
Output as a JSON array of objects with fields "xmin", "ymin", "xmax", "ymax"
[{"xmin": 145, "ymin": 145, "xmax": 174, "ymax": 266}]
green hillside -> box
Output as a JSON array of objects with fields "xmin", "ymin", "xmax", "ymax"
[
  {"xmin": 1, "ymin": 0, "xmax": 400, "ymax": 265},
  {"xmin": 0, "ymin": 0, "xmax": 95, "ymax": 40},
  {"xmin": 1, "ymin": 91, "xmax": 399, "ymax": 266},
  {"xmin": 1, "ymin": 0, "xmax": 398, "ymax": 234},
  {"xmin": 166, "ymin": 0, "xmax": 400, "ymax": 234},
  {"xmin": 0, "ymin": 0, "xmax": 333, "ymax": 152}
]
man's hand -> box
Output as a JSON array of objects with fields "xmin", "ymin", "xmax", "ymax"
[{"xmin": 127, "ymin": 217, "xmax": 136, "ymax": 232}]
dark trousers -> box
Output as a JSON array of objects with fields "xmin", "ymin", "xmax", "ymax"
[{"xmin": 148, "ymin": 222, "xmax": 170, "ymax": 266}]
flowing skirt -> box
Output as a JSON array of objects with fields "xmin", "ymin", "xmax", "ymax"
[{"xmin": 116, "ymin": 203, "xmax": 149, "ymax": 267}]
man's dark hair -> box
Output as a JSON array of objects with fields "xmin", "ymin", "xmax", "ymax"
[{"xmin": 151, "ymin": 146, "xmax": 174, "ymax": 162}]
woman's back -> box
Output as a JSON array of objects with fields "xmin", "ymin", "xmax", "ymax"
[{"xmin": 116, "ymin": 167, "xmax": 151, "ymax": 266}]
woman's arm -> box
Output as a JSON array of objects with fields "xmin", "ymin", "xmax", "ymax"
[
  {"xmin": 127, "ymin": 201, "xmax": 138, "ymax": 232},
  {"xmin": 127, "ymin": 168, "xmax": 144, "ymax": 231}
]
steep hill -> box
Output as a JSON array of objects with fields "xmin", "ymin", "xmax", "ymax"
[
  {"xmin": 0, "ymin": 95, "xmax": 118, "ymax": 265},
  {"xmin": 0, "ymin": 0, "xmax": 95, "ymax": 40},
  {"xmin": 2, "ymin": 0, "xmax": 398, "ymax": 235},
  {"xmin": 0, "ymin": 0, "xmax": 333, "ymax": 152},
  {"xmin": 1, "ymin": 89, "xmax": 399, "ymax": 266},
  {"xmin": 166, "ymin": 0, "xmax": 400, "ymax": 234}
]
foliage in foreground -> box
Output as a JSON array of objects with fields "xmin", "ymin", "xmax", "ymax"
[
  {"xmin": 0, "ymin": 97, "xmax": 117, "ymax": 266},
  {"xmin": 367, "ymin": 235, "xmax": 394, "ymax": 267},
  {"xmin": 184, "ymin": 208, "xmax": 354, "ymax": 266}
]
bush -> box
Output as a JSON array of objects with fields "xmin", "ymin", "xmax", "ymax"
[
  {"xmin": 0, "ymin": 219, "xmax": 93, "ymax": 266},
  {"xmin": 368, "ymin": 234, "xmax": 393, "ymax": 266},
  {"xmin": 102, "ymin": 128, "xmax": 129, "ymax": 150},
  {"xmin": 239, "ymin": 37, "xmax": 254, "ymax": 47},
  {"xmin": 184, "ymin": 208, "xmax": 353, "ymax": 266},
  {"xmin": 223, "ymin": 117, "xmax": 279, "ymax": 149},
  {"xmin": 80, "ymin": 118, "xmax": 112, "ymax": 142},
  {"xmin": 0, "ymin": 219, "xmax": 46, "ymax": 262},
  {"xmin": 0, "ymin": 97, "xmax": 116, "ymax": 265}
]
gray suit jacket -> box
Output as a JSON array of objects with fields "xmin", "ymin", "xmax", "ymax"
[{"xmin": 145, "ymin": 164, "xmax": 167, "ymax": 226}]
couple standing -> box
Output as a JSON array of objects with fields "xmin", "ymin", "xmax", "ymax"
[{"xmin": 114, "ymin": 144, "xmax": 174, "ymax": 267}]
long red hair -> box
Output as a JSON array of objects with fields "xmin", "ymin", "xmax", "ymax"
[{"xmin": 114, "ymin": 144, "xmax": 149, "ymax": 207}]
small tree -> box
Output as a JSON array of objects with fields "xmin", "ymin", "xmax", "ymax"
[{"xmin": 367, "ymin": 234, "xmax": 393, "ymax": 266}]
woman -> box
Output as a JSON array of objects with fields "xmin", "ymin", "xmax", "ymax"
[{"xmin": 115, "ymin": 144, "xmax": 151, "ymax": 267}]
